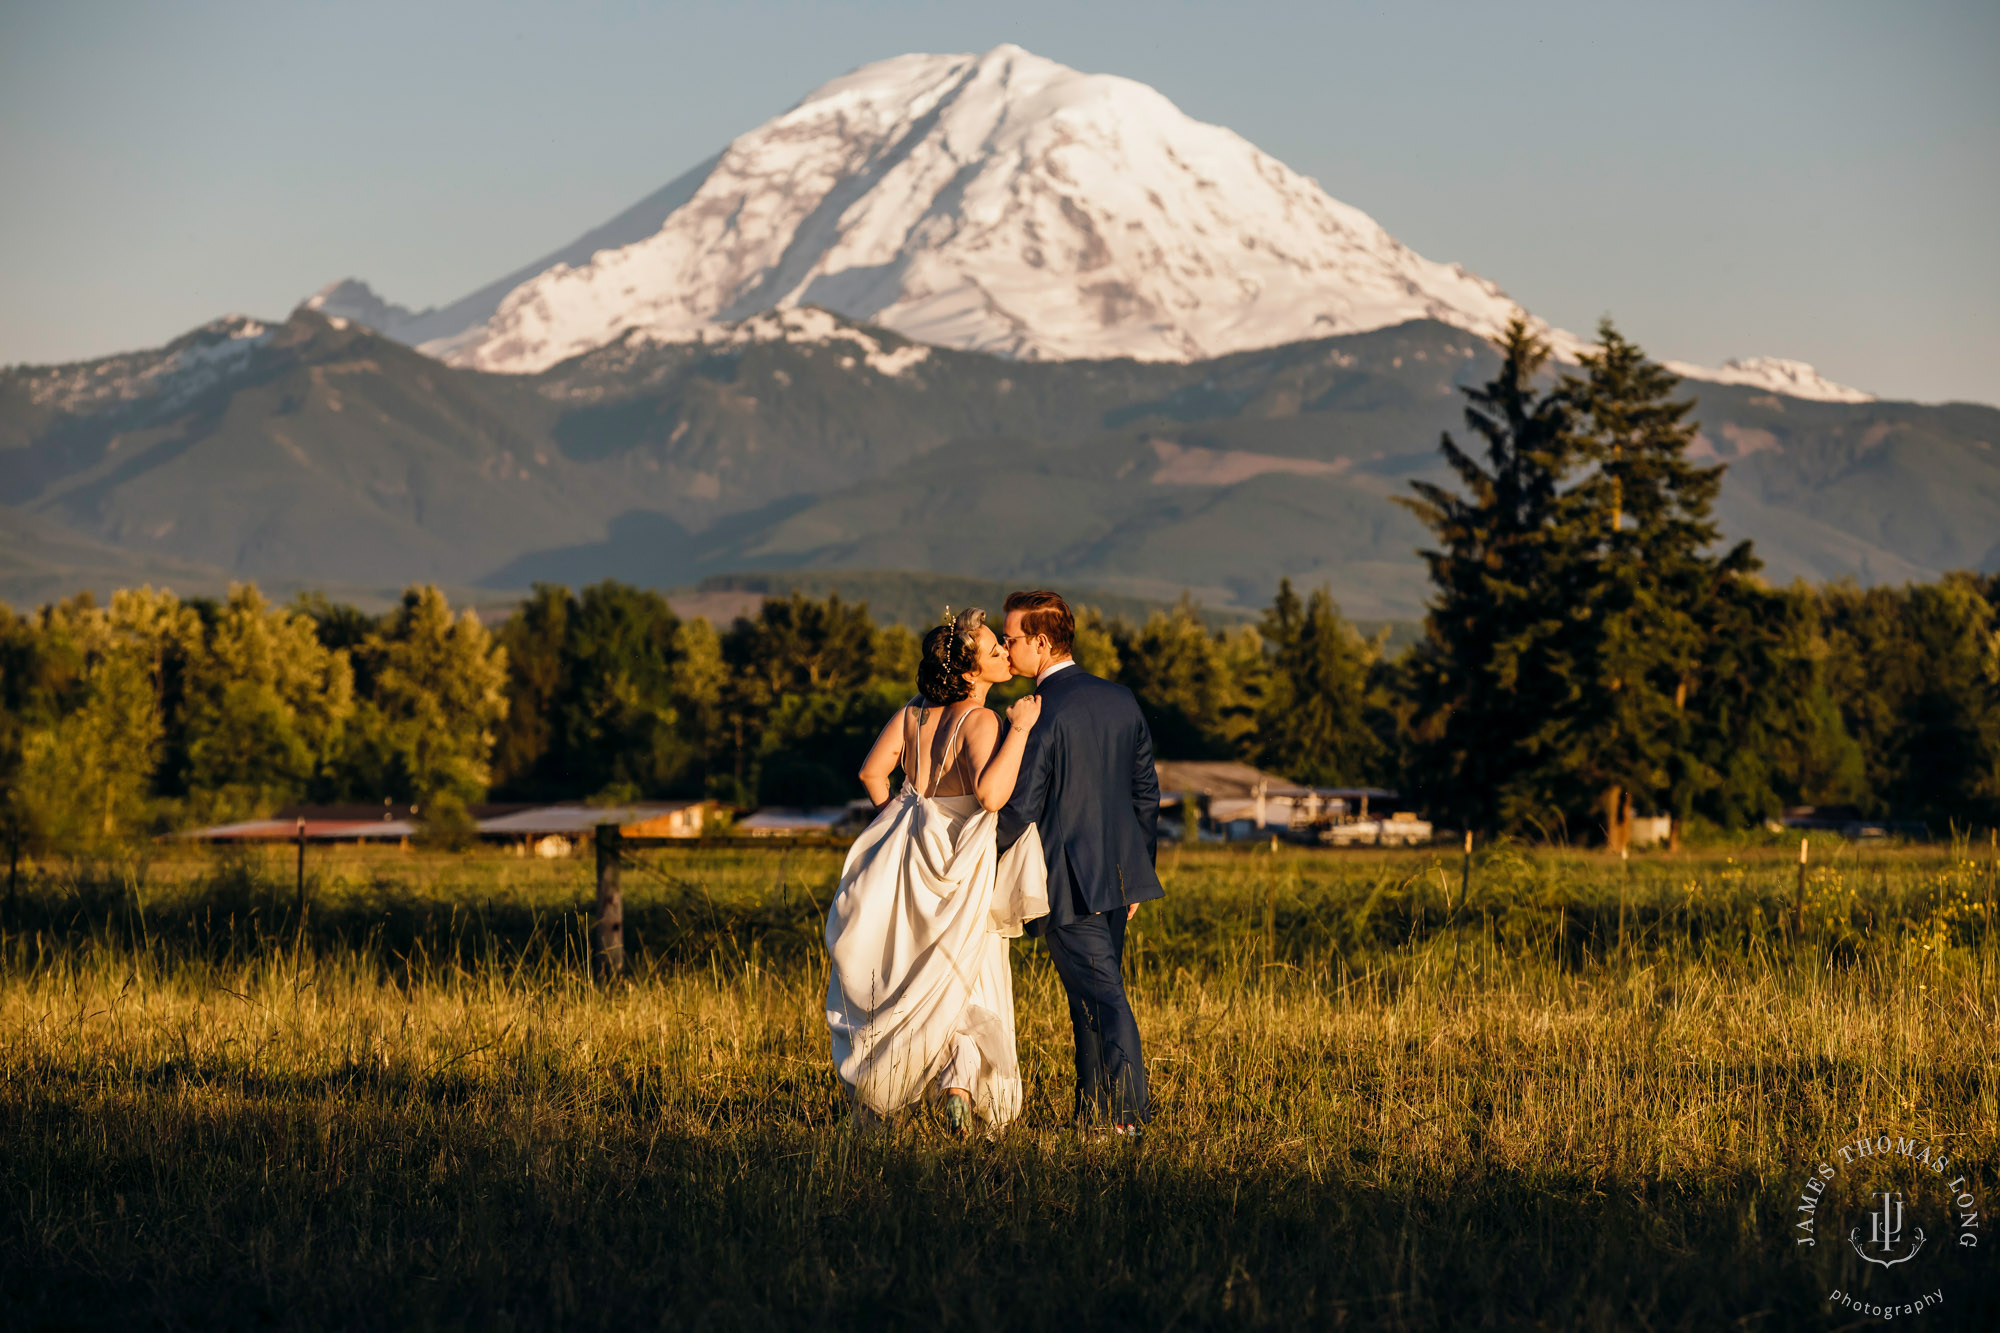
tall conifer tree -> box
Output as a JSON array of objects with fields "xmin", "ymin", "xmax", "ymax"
[
  {"xmin": 1553, "ymin": 320, "xmax": 1757, "ymax": 847},
  {"xmin": 1400, "ymin": 319, "xmax": 1589, "ymax": 835},
  {"xmin": 1256, "ymin": 579, "xmax": 1382, "ymax": 785}
]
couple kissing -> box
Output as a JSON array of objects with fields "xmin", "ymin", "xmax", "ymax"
[{"xmin": 823, "ymin": 589, "xmax": 1163, "ymax": 1138}]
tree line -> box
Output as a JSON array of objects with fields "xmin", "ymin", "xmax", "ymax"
[
  {"xmin": 1, "ymin": 322, "xmax": 1995, "ymax": 853},
  {"xmin": 1388, "ymin": 319, "xmax": 1998, "ymax": 844}
]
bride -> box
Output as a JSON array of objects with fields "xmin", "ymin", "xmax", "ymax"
[{"xmin": 824, "ymin": 607, "xmax": 1049, "ymax": 1135}]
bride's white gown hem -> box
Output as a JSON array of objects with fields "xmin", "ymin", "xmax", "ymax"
[{"xmin": 824, "ymin": 710, "xmax": 1048, "ymax": 1131}]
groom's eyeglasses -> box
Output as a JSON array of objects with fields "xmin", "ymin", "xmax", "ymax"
[{"xmin": 999, "ymin": 633, "xmax": 1045, "ymax": 647}]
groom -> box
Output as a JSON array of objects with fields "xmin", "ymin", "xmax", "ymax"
[{"xmin": 996, "ymin": 590, "xmax": 1163, "ymax": 1136}]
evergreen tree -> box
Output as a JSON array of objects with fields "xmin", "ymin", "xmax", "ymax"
[
  {"xmin": 1260, "ymin": 578, "xmax": 1303, "ymax": 658},
  {"xmin": 1116, "ymin": 596, "xmax": 1263, "ymax": 760},
  {"xmin": 1255, "ymin": 579, "xmax": 1383, "ymax": 785},
  {"xmin": 1683, "ymin": 582, "xmax": 1864, "ymax": 829},
  {"xmin": 1399, "ymin": 319, "xmax": 1590, "ymax": 836},
  {"xmin": 1821, "ymin": 576, "xmax": 2000, "ymax": 824},
  {"xmin": 1554, "ymin": 320, "xmax": 1760, "ymax": 848}
]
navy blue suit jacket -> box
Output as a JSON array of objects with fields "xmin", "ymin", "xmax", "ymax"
[{"xmin": 997, "ymin": 666, "xmax": 1164, "ymax": 933}]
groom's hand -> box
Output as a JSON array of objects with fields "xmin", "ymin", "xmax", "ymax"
[{"xmin": 1127, "ymin": 903, "xmax": 1140, "ymax": 920}]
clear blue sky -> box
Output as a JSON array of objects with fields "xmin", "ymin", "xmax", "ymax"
[{"xmin": 3, "ymin": 0, "xmax": 1995, "ymax": 403}]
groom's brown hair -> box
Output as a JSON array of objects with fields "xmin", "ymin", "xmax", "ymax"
[{"xmin": 1003, "ymin": 590, "xmax": 1074, "ymax": 655}]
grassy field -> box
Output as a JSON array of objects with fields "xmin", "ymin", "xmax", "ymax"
[{"xmin": 2, "ymin": 838, "xmax": 1995, "ymax": 1330}]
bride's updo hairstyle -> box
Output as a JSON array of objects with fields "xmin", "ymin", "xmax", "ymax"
[{"xmin": 917, "ymin": 607, "xmax": 987, "ymax": 706}]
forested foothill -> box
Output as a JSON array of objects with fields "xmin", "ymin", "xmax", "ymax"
[{"xmin": 2, "ymin": 322, "xmax": 1994, "ymax": 857}]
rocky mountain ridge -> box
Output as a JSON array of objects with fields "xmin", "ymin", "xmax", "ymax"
[{"xmin": 3, "ymin": 306, "xmax": 1988, "ymax": 620}]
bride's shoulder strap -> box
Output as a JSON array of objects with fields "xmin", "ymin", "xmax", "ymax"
[
  {"xmin": 943, "ymin": 701, "xmax": 975, "ymax": 751},
  {"xmin": 903, "ymin": 697, "xmax": 929, "ymax": 791}
]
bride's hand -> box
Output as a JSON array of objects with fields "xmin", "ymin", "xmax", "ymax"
[{"xmin": 1006, "ymin": 693, "xmax": 1042, "ymax": 732}]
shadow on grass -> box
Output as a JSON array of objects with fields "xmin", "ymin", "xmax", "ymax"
[{"xmin": 2, "ymin": 1085, "xmax": 1991, "ymax": 1332}]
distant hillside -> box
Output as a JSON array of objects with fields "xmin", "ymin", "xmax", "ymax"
[
  {"xmin": 3, "ymin": 309, "xmax": 1995, "ymax": 620},
  {"xmin": 684, "ymin": 570, "xmax": 1258, "ymax": 631},
  {"xmin": 0, "ymin": 503, "xmax": 231, "ymax": 609}
]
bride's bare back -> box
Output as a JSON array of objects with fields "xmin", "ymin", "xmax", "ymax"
[
  {"xmin": 854, "ymin": 614, "xmax": 1042, "ymax": 810},
  {"xmin": 903, "ymin": 702, "xmax": 992, "ymax": 799}
]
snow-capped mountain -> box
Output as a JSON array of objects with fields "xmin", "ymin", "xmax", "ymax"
[
  {"xmin": 1662, "ymin": 355, "xmax": 1874, "ymax": 404},
  {"xmin": 12, "ymin": 315, "xmax": 272, "ymax": 417},
  {"xmin": 310, "ymin": 44, "xmax": 1870, "ymax": 402}
]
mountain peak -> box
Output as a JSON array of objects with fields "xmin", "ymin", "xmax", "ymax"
[
  {"xmin": 424, "ymin": 46, "xmax": 1574, "ymax": 374},
  {"xmin": 303, "ymin": 279, "xmax": 420, "ymax": 338},
  {"xmin": 300, "ymin": 47, "xmax": 1869, "ymax": 402}
]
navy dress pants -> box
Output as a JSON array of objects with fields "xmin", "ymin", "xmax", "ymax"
[{"xmin": 1042, "ymin": 908, "xmax": 1148, "ymax": 1127}]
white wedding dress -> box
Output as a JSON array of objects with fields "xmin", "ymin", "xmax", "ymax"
[{"xmin": 824, "ymin": 705, "xmax": 1049, "ymax": 1129}]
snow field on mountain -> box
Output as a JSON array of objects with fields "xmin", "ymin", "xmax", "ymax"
[{"xmin": 295, "ymin": 45, "xmax": 1870, "ymax": 403}]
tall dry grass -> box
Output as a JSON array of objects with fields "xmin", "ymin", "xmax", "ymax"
[{"xmin": 1, "ymin": 840, "xmax": 1994, "ymax": 1329}]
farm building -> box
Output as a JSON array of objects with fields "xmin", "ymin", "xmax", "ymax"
[
  {"xmin": 1154, "ymin": 760, "xmax": 1431, "ymax": 846},
  {"xmin": 736, "ymin": 802, "xmax": 874, "ymax": 838},
  {"xmin": 177, "ymin": 800, "xmax": 713, "ymax": 854}
]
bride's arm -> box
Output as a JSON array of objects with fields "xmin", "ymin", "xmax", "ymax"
[
  {"xmin": 975, "ymin": 694, "xmax": 1042, "ymax": 811},
  {"xmin": 857, "ymin": 707, "xmax": 908, "ymax": 808}
]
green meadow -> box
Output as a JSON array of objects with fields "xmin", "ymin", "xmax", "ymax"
[{"xmin": 2, "ymin": 840, "xmax": 1994, "ymax": 1330}]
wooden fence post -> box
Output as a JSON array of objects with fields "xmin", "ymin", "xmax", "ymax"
[
  {"xmin": 1455, "ymin": 830, "xmax": 1472, "ymax": 977},
  {"xmin": 294, "ymin": 818, "xmax": 307, "ymax": 922},
  {"xmin": 594, "ymin": 823, "xmax": 626, "ymax": 977}
]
